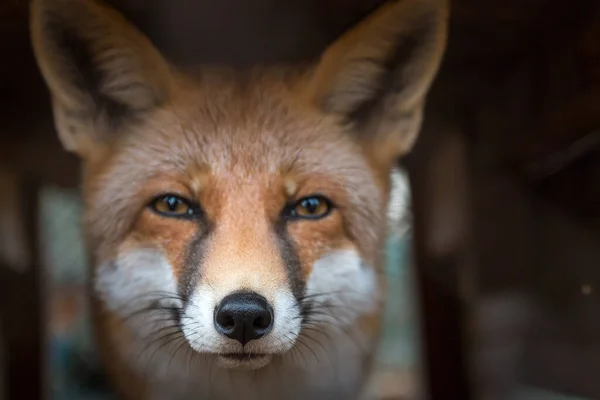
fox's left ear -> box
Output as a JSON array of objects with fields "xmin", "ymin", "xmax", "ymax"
[{"xmin": 305, "ymin": 0, "xmax": 449, "ymax": 166}]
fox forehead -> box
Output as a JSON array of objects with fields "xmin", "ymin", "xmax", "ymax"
[{"xmin": 106, "ymin": 69, "xmax": 366, "ymax": 173}]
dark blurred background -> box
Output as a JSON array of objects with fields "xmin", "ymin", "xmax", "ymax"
[{"xmin": 1, "ymin": 0, "xmax": 600, "ymax": 399}]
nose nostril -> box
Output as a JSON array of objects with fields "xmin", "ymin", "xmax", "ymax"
[
  {"xmin": 219, "ymin": 314, "xmax": 235, "ymax": 330},
  {"xmin": 253, "ymin": 312, "xmax": 272, "ymax": 331},
  {"xmin": 254, "ymin": 317, "xmax": 265, "ymax": 330}
]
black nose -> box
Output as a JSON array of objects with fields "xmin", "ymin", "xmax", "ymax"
[{"xmin": 214, "ymin": 292, "xmax": 274, "ymax": 346}]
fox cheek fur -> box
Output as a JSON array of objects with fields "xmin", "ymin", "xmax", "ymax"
[{"xmin": 31, "ymin": 0, "xmax": 448, "ymax": 398}]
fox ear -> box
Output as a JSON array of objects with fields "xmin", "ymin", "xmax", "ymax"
[
  {"xmin": 305, "ymin": 0, "xmax": 449, "ymax": 166},
  {"xmin": 30, "ymin": 0, "xmax": 173, "ymax": 159}
]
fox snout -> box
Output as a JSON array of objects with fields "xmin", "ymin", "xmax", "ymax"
[{"xmin": 181, "ymin": 266, "xmax": 302, "ymax": 368}]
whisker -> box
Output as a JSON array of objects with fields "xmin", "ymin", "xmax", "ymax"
[
  {"xmin": 167, "ymin": 335, "xmax": 192, "ymax": 377},
  {"xmin": 298, "ymin": 326, "xmax": 332, "ymax": 354},
  {"xmin": 149, "ymin": 330, "xmax": 188, "ymax": 372},
  {"xmin": 291, "ymin": 335, "xmax": 317, "ymax": 365},
  {"xmin": 133, "ymin": 324, "xmax": 180, "ymax": 362}
]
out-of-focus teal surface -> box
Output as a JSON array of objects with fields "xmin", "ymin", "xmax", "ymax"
[{"xmin": 377, "ymin": 235, "xmax": 420, "ymax": 370}]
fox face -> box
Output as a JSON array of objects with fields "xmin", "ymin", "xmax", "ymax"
[
  {"xmin": 31, "ymin": 0, "xmax": 447, "ymax": 394},
  {"xmin": 86, "ymin": 79, "xmax": 392, "ymax": 371}
]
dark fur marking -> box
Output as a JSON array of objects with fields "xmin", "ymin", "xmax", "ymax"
[
  {"xmin": 274, "ymin": 222, "xmax": 305, "ymax": 301},
  {"xmin": 179, "ymin": 217, "xmax": 213, "ymax": 303}
]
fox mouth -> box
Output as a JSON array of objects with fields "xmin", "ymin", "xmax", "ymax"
[
  {"xmin": 221, "ymin": 353, "xmax": 266, "ymax": 361},
  {"xmin": 216, "ymin": 353, "xmax": 273, "ymax": 370}
]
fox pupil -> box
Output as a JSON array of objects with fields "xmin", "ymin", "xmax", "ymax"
[
  {"xmin": 303, "ymin": 198, "xmax": 319, "ymax": 214},
  {"xmin": 165, "ymin": 196, "xmax": 180, "ymax": 211}
]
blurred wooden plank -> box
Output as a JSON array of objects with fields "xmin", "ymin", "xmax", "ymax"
[
  {"xmin": 405, "ymin": 118, "xmax": 474, "ymax": 400},
  {"xmin": 511, "ymin": 4, "xmax": 600, "ymax": 174},
  {"xmin": 0, "ymin": 176, "xmax": 48, "ymax": 400},
  {"xmin": 511, "ymin": 89, "xmax": 600, "ymax": 177}
]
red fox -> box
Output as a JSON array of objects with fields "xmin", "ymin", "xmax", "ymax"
[{"xmin": 30, "ymin": 0, "xmax": 448, "ymax": 398}]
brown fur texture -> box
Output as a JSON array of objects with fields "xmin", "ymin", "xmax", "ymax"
[{"xmin": 31, "ymin": 0, "xmax": 448, "ymax": 398}]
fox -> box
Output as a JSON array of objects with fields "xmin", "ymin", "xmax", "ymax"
[{"xmin": 30, "ymin": 0, "xmax": 448, "ymax": 398}]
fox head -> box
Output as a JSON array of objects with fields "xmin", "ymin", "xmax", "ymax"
[{"xmin": 31, "ymin": 0, "xmax": 447, "ymax": 372}]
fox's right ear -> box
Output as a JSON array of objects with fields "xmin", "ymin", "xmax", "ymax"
[{"xmin": 30, "ymin": 0, "xmax": 173, "ymax": 159}]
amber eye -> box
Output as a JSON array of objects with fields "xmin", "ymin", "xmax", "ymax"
[
  {"xmin": 285, "ymin": 195, "xmax": 333, "ymax": 220},
  {"xmin": 149, "ymin": 194, "xmax": 196, "ymax": 218}
]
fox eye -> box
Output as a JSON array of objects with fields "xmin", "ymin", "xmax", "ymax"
[
  {"xmin": 285, "ymin": 195, "xmax": 333, "ymax": 220},
  {"xmin": 149, "ymin": 194, "xmax": 196, "ymax": 218}
]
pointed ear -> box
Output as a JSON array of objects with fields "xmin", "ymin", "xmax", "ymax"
[
  {"xmin": 305, "ymin": 0, "xmax": 449, "ymax": 166},
  {"xmin": 30, "ymin": 0, "xmax": 174, "ymax": 159}
]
